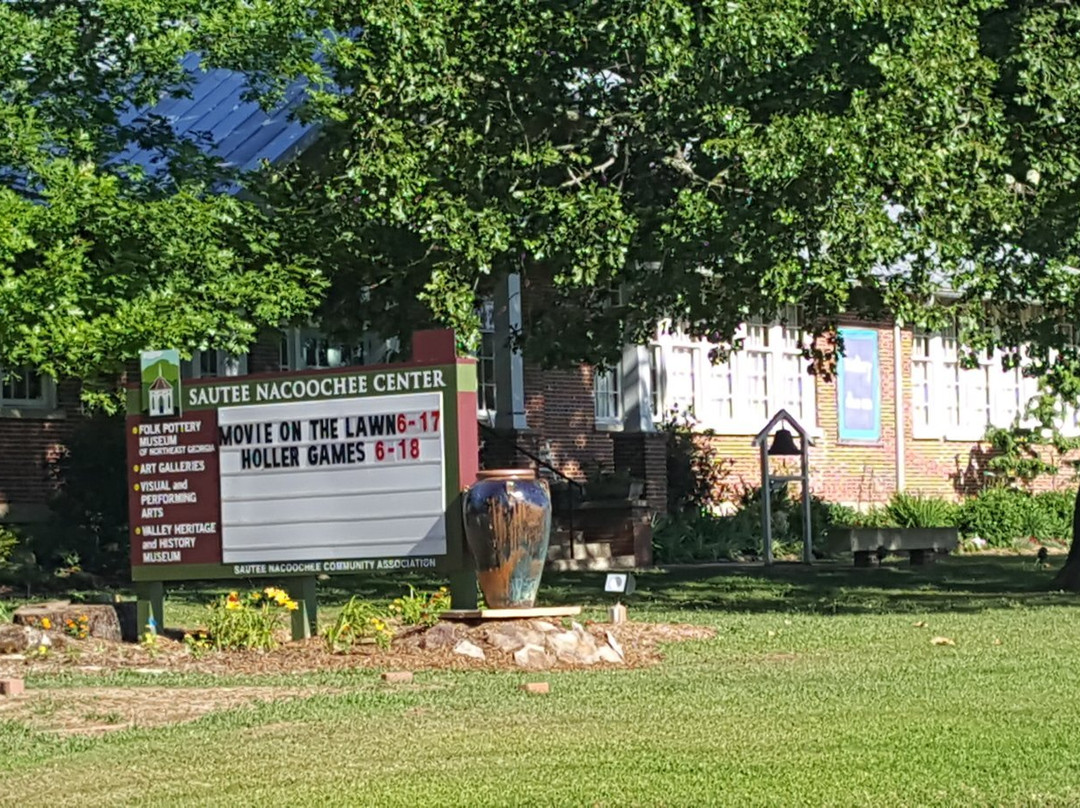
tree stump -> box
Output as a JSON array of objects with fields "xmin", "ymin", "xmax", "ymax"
[{"xmin": 13, "ymin": 602, "xmax": 122, "ymax": 642}]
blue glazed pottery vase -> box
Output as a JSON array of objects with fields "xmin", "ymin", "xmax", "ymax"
[{"xmin": 462, "ymin": 469, "xmax": 552, "ymax": 609}]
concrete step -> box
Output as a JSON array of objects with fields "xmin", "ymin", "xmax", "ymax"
[{"xmin": 546, "ymin": 554, "xmax": 638, "ymax": 572}]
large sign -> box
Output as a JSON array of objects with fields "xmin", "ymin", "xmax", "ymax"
[
  {"xmin": 836, "ymin": 328, "xmax": 881, "ymax": 442},
  {"xmin": 127, "ymin": 331, "xmax": 478, "ymax": 582}
]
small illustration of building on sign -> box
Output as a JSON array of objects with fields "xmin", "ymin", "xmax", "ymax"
[
  {"xmin": 149, "ymin": 373, "xmax": 174, "ymax": 416},
  {"xmin": 140, "ymin": 349, "xmax": 182, "ymax": 418}
]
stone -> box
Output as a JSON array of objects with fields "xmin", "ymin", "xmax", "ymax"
[
  {"xmin": 453, "ymin": 639, "xmax": 486, "ymax": 660},
  {"xmin": 381, "ymin": 671, "xmax": 414, "ymax": 684},
  {"xmin": 486, "ymin": 624, "xmax": 545, "ymax": 653},
  {"xmin": 597, "ymin": 645, "xmax": 625, "ymax": 664},
  {"xmin": 13, "ymin": 603, "xmax": 121, "ymax": 642},
  {"xmin": 605, "ymin": 631, "xmax": 625, "ymax": 661},
  {"xmin": 571, "ymin": 622, "xmax": 600, "ymax": 661},
  {"xmin": 513, "ymin": 643, "xmax": 551, "ymax": 669},
  {"xmin": 0, "ymin": 678, "xmax": 25, "ymax": 697},
  {"xmin": 532, "ymin": 620, "xmax": 561, "ymax": 633},
  {"xmin": 0, "ymin": 624, "xmax": 33, "ymax": 654},
  {"xmin": 520, "ymin": 682, "xmax": 550, "ymax": 694},
  {"xmin": 420, "ymin": 622, "xmax": 460, "ymax": 650},
  {"xmin": 547, "ymin": 629, "xmax": 599, "ymax": 665}
]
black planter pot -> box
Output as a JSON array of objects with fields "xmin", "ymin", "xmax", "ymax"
[{"xmin": 462, "ymin": 469, "xmax": 552, "ymax": 609}]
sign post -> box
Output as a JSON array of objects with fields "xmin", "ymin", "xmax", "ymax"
[{"xmin": 127, "ymin": 330, "xmax": 479, "ymax": 638}]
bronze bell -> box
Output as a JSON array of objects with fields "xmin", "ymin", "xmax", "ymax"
[{"xmin": 767, "ymin": 428, "xmax": 801, "ymax": 456}]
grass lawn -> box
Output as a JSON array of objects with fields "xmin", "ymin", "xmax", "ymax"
[{"xmin": 2, "ymin": 556, "xmax": 1080, "ymax": 807}]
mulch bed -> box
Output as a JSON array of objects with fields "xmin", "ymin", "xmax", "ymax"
[{"xmin": 0, "ymin": 619, "xmax": 715, "ymax": 679}]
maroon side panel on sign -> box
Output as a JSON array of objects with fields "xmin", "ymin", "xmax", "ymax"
[
  {"xmin": 456, "ymin": 385, "xmax": 480, "ymax": 490},
  {"xmin": 127, "ymin": 410, "xmax": 222, "ymax": 568}
]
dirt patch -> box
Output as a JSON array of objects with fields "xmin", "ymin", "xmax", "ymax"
[
  {"xmin": 0, "ymin": 619, "xmax": 715, "ymax": 680},
  {"xmin": 0, "ymin": 686, "xmax": 337, "ymax": 736}
]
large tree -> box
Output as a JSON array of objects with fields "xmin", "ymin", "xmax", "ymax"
[
  {"xmin": 0, "ymin": 0, "xmax": 327, "ymax": 405},
  {"xmin": 251, "ymin": 0, "xmax": 1080, "ymax": 584},
  {"xmin": 254, "ymin": 1, "xmax": 1080, "ymax": 361}
]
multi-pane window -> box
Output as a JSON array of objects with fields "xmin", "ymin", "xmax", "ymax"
[
  {"xmin": 1, "ymin": 366, "xmax": 46, "ymax": 406},
  {"xmin": 182, "ymin": 350, "xmax": 246, "ymax": 379},
  {"xmin": 910, "ymin": 328, "xmax": 1038, "ymax": 440},
  {"xmin": 650, "ymin": 308, "xmax": 815, "ymax": 433},
  {"xmin": 594, "ymin": 367, "xmax": 622, "ymax": 423},
  {"xmin": 279, "ymin": 328, "xmax": 378, "ymax": 371},
  {"xmin": 476, "ymin": 301, "xmax": 497, "ymax": 417}
]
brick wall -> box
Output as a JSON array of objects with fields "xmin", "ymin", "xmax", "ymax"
[
  {"xmin": 516, "ymin": 318, "xmax": 1078, "ymax": 509},
  {"xmin": 522, "ymin": 363, "xmax": 614, "ymax": 482},
  {"xmin": 0, "ymin": 379, "xmax": 82, "ymax": 518}
]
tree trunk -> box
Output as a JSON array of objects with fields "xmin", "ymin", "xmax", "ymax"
[{"xmin": 1051, "ymin": 484, "xmax": 1080, "ymax": 591}]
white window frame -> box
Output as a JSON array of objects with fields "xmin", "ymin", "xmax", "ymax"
[
  {"xmin": 648, "ymin": 309, "xmax": 816, "ymax": 435},
  {"xmin": 593, "ymin": 364, "xmax": 622, "ymax": 427},
  {"xmin": 0, "ymin": 365, "xmax": 57, "ymax": 416},
  {"xmin": 278, "ymin": 327, "xmax": 397, "ymax": 372},
  {"xmin": 476, "ymin": 300, "xmax": 497, "ymax": 423},
  {"xmin": 910, "ymin": 327, "xmax": 1039, "ymax": 441},
  {"xmin": 182, "ymin": 350, "xmax": 248, "ymax": 379}
]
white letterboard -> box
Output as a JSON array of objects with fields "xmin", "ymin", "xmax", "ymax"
[{"xmin": 217, "ymin": 391, "xmax": 446, "ymax": 563}]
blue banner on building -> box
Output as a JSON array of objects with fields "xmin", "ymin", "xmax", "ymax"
[{"xmin": 837, "ymin": 328, "xmax": 880, "ymax": 442}]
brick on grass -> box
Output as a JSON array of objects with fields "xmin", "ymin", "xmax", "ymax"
[
  {"xmin": 0, "ymin": 678, "xmax": 25, "ymax": 697},
  {"xmin": 381, "ymin": 671, "xmax": 414, "ymax": 685},
  {"xmin": 520, "ymin": 682, "xmax": 550, "ymax": 694}
]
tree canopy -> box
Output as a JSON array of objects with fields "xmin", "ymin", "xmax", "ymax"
[
  {"xmin": 251, "ymin": 0, "xmax": 1080, "ymax": 383},
  {"xmin": 9, "ymin": 0, "xmax": 1080, "ymax": 404},
  {"xmin": 0, "ymin": 0, "xmax": 325, "ymax": 405}
]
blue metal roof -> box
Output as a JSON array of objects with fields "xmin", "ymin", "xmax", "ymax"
[{"xmin": 117, "ymin": 52, "xmax": 317, "ymax": 180}]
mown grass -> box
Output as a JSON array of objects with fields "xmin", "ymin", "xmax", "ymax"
[{"xmin": 3, "ymin": 557, "xmax": 1080, "ymax": 807}]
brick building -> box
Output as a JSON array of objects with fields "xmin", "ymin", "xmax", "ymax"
[
  {"xmin": 3, "ymin": 277, "xmax": 1075, "ymax": 526},
  {"xmin": 1, "ymin": 59, "xmax": 1070, "ymax": 525}
]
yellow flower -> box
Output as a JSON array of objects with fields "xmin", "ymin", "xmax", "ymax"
[
  {"xmin": 225, "ymin": 600, "xmax": 241, "ymax": 611},
  {"xmin": 40, "ymin": 618, "xmax": 52, "ymax": 630},
  {"xmin": 285, "ymin": 600, "xmax": 299, "ymax": 611}
]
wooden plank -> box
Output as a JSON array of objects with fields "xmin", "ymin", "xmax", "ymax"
[{"xmin": 441, "ymin": 606, "xmax": 582, "ymax": 621}]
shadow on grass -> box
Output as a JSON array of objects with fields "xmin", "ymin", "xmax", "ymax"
[
  {"xmin": 158, "ymin": 556, "xmax": 1079, "ymax": 618},
  {"xmin": 542, "ymin": 556, "xmax": 1079, "ymax": 615}
]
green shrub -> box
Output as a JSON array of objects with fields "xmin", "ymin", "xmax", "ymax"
[
  {"xmin": 956, "ymin": 488, "xmax": 1073, "ymax": 547},
  {"xmin": 205, "ymin": 587, "xmax": 298, "ymax": 651},
  {"xmin": 323, "ymin": 596, "xmax": 394, "ymax": 652},
  {"xmin": 387, "ymin": 585, "xmax": 450, "ymax": 627},
  {"xmin": 0, "ymin": 526, "xmax": 17, "ymax": 565},
  {"xmin": 1033, "ymin": 491, "xmax": 1075, "ymax": 538},
  {"xmin": 885, "ymin": 492, "xmax": 958, "ymax": 528},
  {"xmin": 651, "ymin": 510, "xmax": 757, "ymax": 564},
  {"xmin": 661, "ymin": 412, "xmax": 734, "ymax": 514},
  {"xmin": 957, "ymin": 488, "xmax": 1028, "ymax": 547}
]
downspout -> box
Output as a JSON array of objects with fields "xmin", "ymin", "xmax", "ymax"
[{"xmin": 893, "ymin": 322, "xmax": 905, "ymax": 493}]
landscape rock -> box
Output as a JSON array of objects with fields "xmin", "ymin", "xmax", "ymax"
[
  {"xmin": 485, "ymin": 624, "xmax": 545, "ymax": 653},
  {"xmin": 605, "ymin": 631, "xmax": 625, "ymax": 661},
  {"xmin": 513, "ymin": 643, "xmax": 551, "ymax": 669},
  {"xmin": 597, "ymin": 645, "xmax": 624, "ymax": 664},
  {"xmin": 532, "ymin": 621, "xmax": 561, "ymax": 633},
  {"xmin": 453, "ymin": 639, "xmax": 486, "ymax": 660},
  {"xmin": 420, "ymin": 622, "xmax": 460, "ymax": 650},
  {"xmin": 547, "ymin": 629, "xmax": 599, "ymax": 665},
  {"xmin": 571, "ymin": 623, "xmax": 600, "ymax": 663}
]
